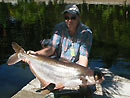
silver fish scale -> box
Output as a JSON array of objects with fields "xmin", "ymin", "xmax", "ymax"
[{"xmin": 21, "ymin": 53, "xmax": 82, "ymax": 86}]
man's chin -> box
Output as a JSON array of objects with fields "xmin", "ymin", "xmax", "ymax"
[{"xmin": 67, "ymin": 24, "xmax": 73, "ymax": 28}]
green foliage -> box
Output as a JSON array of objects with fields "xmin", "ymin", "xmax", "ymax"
[
  {"xmin": 0, "ymin": 3, "xmax": 10, "ymax": 27},
  {"xmin": 102, "ymin": 6, "xmax": 113, "ymax": 23},
  {"xmin": 120, "ymin": 9, "xmax": 123, "ymax": 16}
]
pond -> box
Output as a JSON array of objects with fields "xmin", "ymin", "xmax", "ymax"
[{"xmin": 0, "ymin": 1, "xmax": 130, "ymax": 98}]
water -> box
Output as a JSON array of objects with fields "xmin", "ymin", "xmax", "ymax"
[
  {"xmin": 0, "ymin": 62, "xmax": 34, "ymax": 98},
  {"xmin": 0, "ymin": 1, "xmax": 130, "ymax": 98}
]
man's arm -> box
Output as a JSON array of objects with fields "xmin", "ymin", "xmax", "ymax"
[
  {"xmin": 22, "ymin": 46, "xmax": 55, "ymax": 64},
  {"xmin": 78, "ymin": 55, "xmax": 88, "ymax": 67},
  {"xmin": 78, "ymin": 29, "xmax": 92, "ymax": 67},
  {"xmin": 36, "ymin": 46, "xmax": 55, "ymax": 57}
]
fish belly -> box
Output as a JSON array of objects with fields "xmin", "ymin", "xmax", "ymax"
[
  {"xmin": 28, "ymin": 57, "xmax": 81, "ymax": 87},
  {"xmin": 64, "ymin": 79, "xmax": 82, "ymax": 87}
]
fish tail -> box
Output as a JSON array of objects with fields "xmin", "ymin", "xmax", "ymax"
[{"xmin": 7, "ymin": 42, "xmax": 25, "ymax": 65}]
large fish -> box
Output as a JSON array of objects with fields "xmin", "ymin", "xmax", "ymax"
[{"xmin": 7, "ymin": 42, "xmax": 104, "ymax": 89}]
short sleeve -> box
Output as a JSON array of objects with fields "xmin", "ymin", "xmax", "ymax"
[
  {"xmin": 50, "ymin": 24, "xmax": 62, "ymax": 49},
  {"xmin": 80, "ymin": 29, "xmax": 92, "ymax": 58}
]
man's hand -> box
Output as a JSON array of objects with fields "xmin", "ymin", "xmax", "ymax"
[
  {"xmin": 22, "ymin": 50, "xmax": 36, "ymax": 64},
  {"xmin": 27, "ymin": 50, "xmax": 36, "ymax": 55},
  {"xmin": 78, "ymin": 55, "xmax": 88, "ymax": 67},
  {"xmin": 22, "ymin": 58, "xmax": 30, "ymax": 64}
]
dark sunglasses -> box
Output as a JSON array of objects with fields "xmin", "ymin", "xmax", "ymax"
[{"xmin": 64, "ymin": 16, "xmax": 77, "ymax": 20}]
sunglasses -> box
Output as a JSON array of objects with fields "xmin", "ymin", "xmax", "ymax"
[{"xmin": 64, "ymin": 16, "xmax": 77, "ymax": 20}]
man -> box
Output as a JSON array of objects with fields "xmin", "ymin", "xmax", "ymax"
[
  {"xmin": 24, "ymin": 4, "xmax": 92, "ymax": 89},
  {"xmin": 37, "ymin": 4, "xmax": 92, "ymax": 66}
]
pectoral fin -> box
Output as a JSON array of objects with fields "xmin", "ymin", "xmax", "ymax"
[{"xmin": 36, "ymin": 83, "xmax": 56, "ymax": 94}]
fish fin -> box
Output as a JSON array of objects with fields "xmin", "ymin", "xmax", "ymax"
[
  {"xmin": 7, "ymin": 42, "xmax": 25, "ymax": 65},
  {"xmin": 94, "ymin": 83, "xmax": 103, "ymax": 95},
  {"xmin": 36, "ymin": 83, "xmax": 55, "ymax": 95},
  {"xmin": 40, "ymin": 89, "xmax": 51, "ymax": 95},
  {"xmin": 7, "ymin": 53, "xmax": 21, "ymax": 65},
  {"xmin": 12, "ymin": 42, "xmax": 25, "ymax": 53},
  {"xmin": 44, "ymin": 83, "xmax": 56, "ymax": 91}
]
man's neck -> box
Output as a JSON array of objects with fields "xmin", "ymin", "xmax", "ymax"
[{"xmin": 69, "ymin": 29, "xmax": 76, "ymax": 37}]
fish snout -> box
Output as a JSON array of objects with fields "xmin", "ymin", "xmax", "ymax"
[
  {"xmin": 94, "ymin": 70, "xmax": 105, "ymax": 84},
  {"xmin": 97, "ymin": 76, "xmax": 105, "ymax": 84}
]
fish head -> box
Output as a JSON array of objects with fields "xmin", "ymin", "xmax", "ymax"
[
  {"xmin": 94, "ymin": 70, "xmax": 105, "ymax": 84},
  {"xmin": 82, "ymin": 70, "xmax": 104, "ymax": 85}
]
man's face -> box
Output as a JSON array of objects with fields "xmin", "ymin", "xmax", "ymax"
[{"xmin": 64, "ymin": 13, "xmax": 80, "ymax": 29}]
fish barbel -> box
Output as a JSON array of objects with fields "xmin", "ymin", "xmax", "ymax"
[{"xmin": 7, "ymin": 42, "xmax": 104, "ymax": 88}]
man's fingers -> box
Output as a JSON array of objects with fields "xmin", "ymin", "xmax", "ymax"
[
  {"xmin": 22, "ymin": 58, "xmax": 30, "ymax": 64},
  {"xmin": 27, "ymin": 50, "xmax": 36, "ymax": 54}
]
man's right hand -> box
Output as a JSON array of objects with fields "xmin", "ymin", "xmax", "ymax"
[{"xmin": 27, "ymin": 50, "xmax": 36, "ymax": 55}]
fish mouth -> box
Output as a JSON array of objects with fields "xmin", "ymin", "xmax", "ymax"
[
  {"xmin": 94, "ymin": 76, "xmax": 105, "ymax": 85},
  {"xmin": 84, "ymin": 74, "xmax": 104, "ymax": 85}
]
